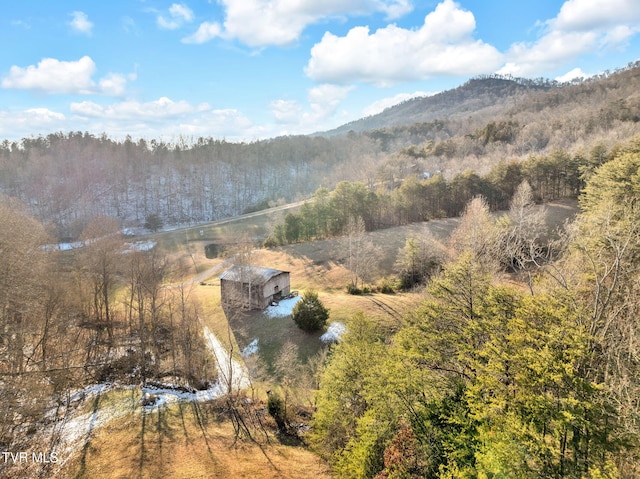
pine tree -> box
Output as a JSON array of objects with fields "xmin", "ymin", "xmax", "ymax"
[{"xmin": 291, "ymin": 290, "xmax": 329, "ymax": 332}]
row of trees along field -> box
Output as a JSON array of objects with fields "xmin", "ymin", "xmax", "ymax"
[
  {"xmin": 310, "ymin": 137, "xmax": 640, "ymax": 478},
  {"xmin": 265, "ymin": 143, "xmax": 602, "ymax": 246},
  {"xmin": 0, "ymin": 205, "xmax": 215, "ymax": 453}
]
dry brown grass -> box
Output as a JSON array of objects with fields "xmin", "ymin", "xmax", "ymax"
[{"xmin": 65, "ymin": 400, "xmax": 332, "ymax": 479}]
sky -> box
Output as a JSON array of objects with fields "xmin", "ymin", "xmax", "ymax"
[{"xmin": 1, "ymin": 0, "xmax": 639, "ymax": 143}]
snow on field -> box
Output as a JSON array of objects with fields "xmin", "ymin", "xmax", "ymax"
[
  {"xmin": 139, "ymin": 327, "xmax": 250, "ymax": 410},
  {"xmin": 123, "ymin": 240, "xmax": 156, "ymax": 252},
  {"xmin": 203, "ymin": 326, "xmax": 251, "ymax": 391},
  {"xmin": 140, "ymin": 382, "xmax": 228, "ymax": 409},
  {"xmin": 264, "ymin": 296, "xmax": 301, "ymax": 318},
  {"xmin": 321, "ymin": 322, "xmax": 346, "ymax": 343},
  {"xmin": 47, "ymin": 239, "xmax": 156, "ymax": 253},
  {"xmin": 47, "ymin": 383, "xmax": 135, "ymax": 468},
  {"xmin": 242, "ymin": 338, "xmax": 259, "ymax": 357}
]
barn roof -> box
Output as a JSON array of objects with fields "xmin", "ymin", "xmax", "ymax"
[{"xmin": 219, "ymin": 265, "xmax": 288, "ymax": 285}]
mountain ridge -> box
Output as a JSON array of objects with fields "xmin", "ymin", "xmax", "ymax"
[{"xmin": 317, "ymin": 75, "xmax": 553, "ymax": 136}]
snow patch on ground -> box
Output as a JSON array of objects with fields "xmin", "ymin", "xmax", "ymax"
[
  {"xmin": 264, "ymin": 296, "xmax": 302, "ymax": 318},
  {"xmin": 48, "ymin": 325, "xmax": 251, "ymax": 466},
  {"xmin": 203, "ymin": 326, "xmax": 251, "ymax": 391},
  {"xmin": 321, "ymin": 322, "xmax": 346, "ymax": 343},
  {"xmin": 140, "ymin": 327, "xmax": 250, "ymax": 411},
  {"xmin": 46, "ymin": 239, "xmax": 156, "ymax": 253},
  {"xmin": 140, "ymin": 383, "xmax": 227, "ymax": 410},
  {"xmin": 242, "ymin": 338, "xmax": 259, "ymax": 357},
  {"xmin": 48, "ymin": 383, "xmax": 137, "ymax": 467},
  {"xmin": 124, "ymin": 240, "xmax": 156, "ymax": 252}
]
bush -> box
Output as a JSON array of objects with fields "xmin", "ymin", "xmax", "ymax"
[
  {"xmin": 267, "ymin": 391, "xmax": 288, "ymax": 432},
  {"xmin": 376, "ymin": 277, "xmax": 398, "ymax": 294},
  {"xmin": 262, "ymin": 235, "xmax": 280, "ymax": 248},
  {"xmin": 292, "ymin": 290, "xmax": 329, "ymax": 332},
  {"xmin": 144, "ymin": 213, "xmax": 163, "ymax": 232}
]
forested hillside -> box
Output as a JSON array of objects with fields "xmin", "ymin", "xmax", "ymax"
[
  {"xmin": 1, "ymin": 62, "xmax": 640, "ymax": 240},
  {"xmin": 310, "ymin": 137, "xmax": 640, "ymax": 478},
  {"xmin": 319, "ymin": 75, "xmax": 552, "ymax": 135},
  {"xmin": 0, "ymin": 134, "xmax": 380, "ymax": 239}
]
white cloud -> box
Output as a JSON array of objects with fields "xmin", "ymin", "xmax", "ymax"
[
  {"xmin": 270, "ymin": 99, "xmax": 303, "ymax": 123},
  {"xmin": 308, "ymin": 84, "xmax": 354, "ymax": 118},
  {"xmin": 499, "ymin": 0, "xmax": 640, "ymax": 77},
  {"xmin": 182, "ymin": 22, "xmax": 222, "ymax": 44},
  {"xmin": 98, "ymin": 73, "xmax": 129, "ymax": 97},
  {"xmin": 305, "ymin": 0, "xmax": 502, "ymax": 85},
  {"xmin": 555, "ymin": 67, "xmax": 593, "ymax": 83},
  {"xmin": 554, "ymin": 0, "xmax": 640, "ymax": 32},
  {"xmin": 24, "ymin": 108, "xmax": 66, "ymax": 122},
  {"xmin": 69, "ymin": 11, "xmax": 93, "ymax": 35},
  {"xmin": 1, "ymin": 56, "xmax": 131, "ymax": 96},
  {"xmin": 2, "ymin": 56, "xmax": 96, "ymax": 94},
  {"xmin": 176, "ymin": 109, "xmax": 255, "ymax": 137},
  {"xmin": 363, "ymin": 91, "xmax": 433, "ymax": 116},
  {"xmin": 499, "ymin": 30, "xmax": 598, "ymax": 77},
  {"xmin": 600, "ymin": 25, "xmax": 635, "ymax": 48},
  {"xmin": 71, "ymin": 97, "xmax": 211, "ymax": 120},
  {"xmin": 186, "ymin": 0, "xmax": 413, "ymax": 47},
  {"xmin": 158, "ymin": 3, "xmax": 194, "ymax": 30},
  {"xmin": 0, "ymin": 108, "xmax": 68, "ymax": 139},
  {"xmin": 100, "ymin": 108, "xmax": 256, "ymax": 142},
  {"xmin": 266, "ymin": 84, "xmax": 355, "ymax": 134}
]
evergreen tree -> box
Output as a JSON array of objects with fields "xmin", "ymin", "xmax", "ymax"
[{"xmin": 291, "ymin": 290, "xmax": 329, "ymax": 332}]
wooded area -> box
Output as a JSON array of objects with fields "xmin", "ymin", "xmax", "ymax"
[
  {"xmin": 0, "ymin": 205, "xmax": 215, "ymax": 454},
  {"xmin": 311, "ymin": 138, "xmax": 640, "ymax": 478}
]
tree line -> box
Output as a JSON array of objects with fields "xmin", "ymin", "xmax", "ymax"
[
  {"xmin": 0, "ymin": 132, "xmax": 380, "ymax": 239},
  {"xmin": 309, "ymin": 136, "xmax": 640, "ymax": 478},
  {"xmin": 265, "ymin": 144, "xmax": 597, "ymax": 247}
]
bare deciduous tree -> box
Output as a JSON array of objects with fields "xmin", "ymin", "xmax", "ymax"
[
  {"xmin": 78, "ymin": 216, "xmax": 124, "ymax": 347},
  {"xmin": 448, "ymin": 196, "xmax": 500, "ymax": 273},
  {"xmin": 343, "ymin": 216, "xmax": 380, "ymax": 291}
]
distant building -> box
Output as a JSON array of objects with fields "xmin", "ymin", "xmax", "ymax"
[{"xmin": 219, "ymin": 265, "xmax": 290, "ymax": 310}]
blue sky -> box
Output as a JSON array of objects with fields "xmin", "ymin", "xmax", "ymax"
[{"xmin": 1, "ymin": 0, "xmax": 639, "ymax": 143}]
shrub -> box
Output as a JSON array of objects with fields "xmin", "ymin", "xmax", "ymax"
[
  {"xmin": 143, "ymin": 213, "xmax": 163, "ymax": 232},
  {"xmin": 376, "ymin": 277, "xmax": 398, "ymax": 294},
  {"xmin": 292, "ymin": 290, "xmax": 329, "ymax": 332},
  {"xmin": 267, "ymin": 391, "xmax": 288, "ymax": 432}
]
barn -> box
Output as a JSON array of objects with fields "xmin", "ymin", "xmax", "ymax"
[{"xmin": 219, "ymin": 265, "xmax": 290, "ymax": 310}]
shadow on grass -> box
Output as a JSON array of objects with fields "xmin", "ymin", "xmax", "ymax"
[
  {"xmin": 138, "ymin": 406, "xmax": 147, "ymax": 479},
  {"xmin": 190, "ymin": 401, "xmax": 215, "ymax": 461},
  {"xmin": 74, "ymin": 391, "xmax": 103, "ymax": 479}
]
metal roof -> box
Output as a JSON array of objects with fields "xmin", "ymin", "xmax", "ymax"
[{"xmin": 219, "ymin": 265, "xmax": 288, "ymax": 284}]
